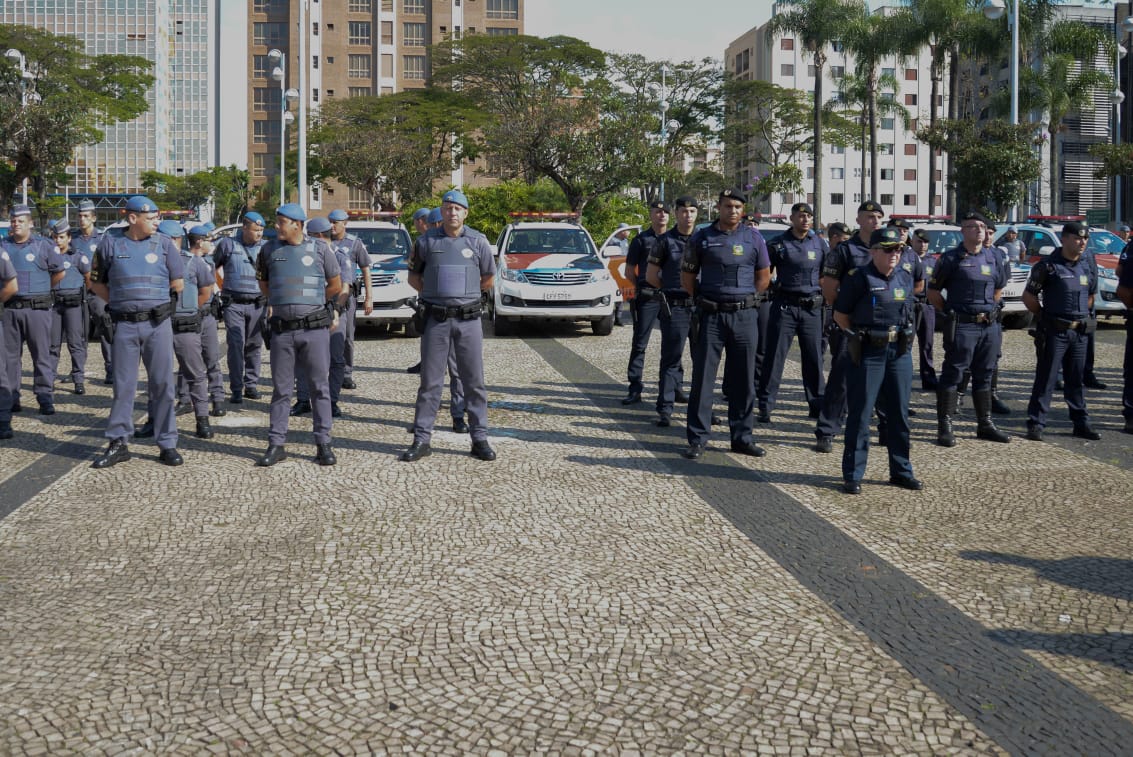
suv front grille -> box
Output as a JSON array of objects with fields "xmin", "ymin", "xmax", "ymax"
[{"xmin": 524, "ymin": 270, "xmax": 591, "ymax": 286}]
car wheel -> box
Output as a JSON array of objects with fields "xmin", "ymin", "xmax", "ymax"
[
  {"xmin": 592, "ymin": 315, "xmax": 615, "ymax": 336},
  {"xmin": 493, "ymin": 310, "xmax": 514, "ymax": 337},
  {"xmin": 404, "ymin": 314, "xmax": 422, "ymax": 338}
]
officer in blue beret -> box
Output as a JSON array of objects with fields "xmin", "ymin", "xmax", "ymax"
[
  {"xmin": 0, "ymin": 214, "xmax": 22, "ymax": 438},
  {"xmin": 89, "ymin": 196, "xmax": 186, "ymax": 468},
  {"xmin": 186, "ymin": 225, "xmax": 226, "ymax": 416},
  {"xmin": 214, "ymin": 210, "xmax": 269, "ymax": 404},
  {"xmin": 679, "ymin": 188, "xmax": 772, "ymax": 460},
  {"xmin": 834, "ymin": 227, "xmax": 921, "ymax": 494},
  {"xmin": 927, "ymin": 210, "xmax": 1010, "ymax": 447},
  {"xmin": 254, "ymin": 203, "xmax": 343, "ymax": 466},
  {"xmin": 411, "ymin": 207, "xmax": 430, "ymax": 236},
  {"xmin": 1023, "ymin": 221, "xmax": 1100, "ymax": 441},
  {"xmin": 72, "ymin": 200, "xmax": 113, "ymax": 384},
  {"xmin": 622, "ymin": 201, "xmax": 670, "ymax": 405},
  {"xmin": 327, "ymin": 209, "xmax": 373, "ymax": 390},
  {"xmin": 401, "ymin": 189, "xmax": 496, "ymax": 462},
  {"xmin": 45, "ymin": 218, "xmax": 91, "ymax": 396},
  {"xmin": 1, "ymin": 205, "xmax": 66, "ymax": 429}
]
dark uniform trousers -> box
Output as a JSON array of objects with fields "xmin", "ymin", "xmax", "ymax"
[
  {"xmin": 1124, "ymin": 317, "xmax": 1133, "ymax": 422},
  {"xmin": 754, "ymin": 299, "xmax": 771, "ymax": 390},
  {"xmin": 108, "ymin": 319, "xmax": 178, "ymax": 448},
  {"xmin": 269, "ymin": 326, "xmax": 332, "ymax": 446},
  {"xmin": 173, "ymin": 326, "xmax": 209, "ymax": 417},
  {"xmin": 757, "ymin": 297, "xmax": 825, "ymax": 415},
  {"xmin": 816, "ymin": 329, "xmax": 851, "ymax": 439},
  {"xmin": 50, "ymin": 297, "xmax": 88, "ymax": 384},
  {"xmin": 223, "ymin": 300, "xmax": 264, "ymax": 394},
  {"xmin": 843, "ymin": 343, "xmax": 914, "ymax": 483},
  {"xmin": 915, "ymin": 300, "xmax": 936, "ymax": 385},
  {"xmin": 940, "ymin": 321, "xmax": 1000, "ymax": 391},
  {"xmin": 687, "ymin": 307, "xmax": 758, "ymax": 447},
  {"xmin": 3, "ymin": 306, "xmax": 55, "ymax": 410},
  {"xmin": 626, "ymin": 295, "xmax": 662, "ymax": 394},
  {"xmin": 413, "ymin": 315, "xmax": 486, "ymax": 443},
  {"xmin": 86, "ymin": 293, "xmax": 113, "ymax": 376},
  {"xmin": 1028, "ymin": 326, "xmax": 1089, "ymax": 429},
  {"xmin": 655, "ymin": 298, "xmax": 692, "ymax": 418}
]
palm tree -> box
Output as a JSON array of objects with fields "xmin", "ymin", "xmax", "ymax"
[
  {"xmin": 836, "ymin": 70, "xmax": 913, "ymax": 201},
  {"xmin": 766, "ymin": 0, "xmax": 866, "ymax": 224}
]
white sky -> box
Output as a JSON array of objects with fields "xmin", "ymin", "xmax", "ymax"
[{"xmin": 524, "ymin": 0, "xmax": 777, "ymax": 64}]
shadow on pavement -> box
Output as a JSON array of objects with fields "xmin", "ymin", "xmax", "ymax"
[
  {"xmin": 959, "ymin": 551, "xmax": 1133, "ymax": 602},
  {"xmin": 985, "ymin": 629, "xmax": 1133, "ymax": 672}
]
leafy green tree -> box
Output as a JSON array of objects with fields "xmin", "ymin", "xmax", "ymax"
[
  {"xmin": 766, "ymin": 0, "xmax": 869, "ymax": 223},
  {"xmin": 834, "ymin": 70, "xmax": 912, "ymax": 201},
  {"xmin": 0, "ymin": 23, "xmax": 153, "ymax": 210},
  {"xmin": 309, "ymin": 89, "xmax": 483, "ymax": 211},
  {"xmin": 141, "ymin": 165, "xmax": 253, "ymax": 225}
]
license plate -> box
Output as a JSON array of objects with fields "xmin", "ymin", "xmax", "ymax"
[{"xmin": 545, "ymin": 291, "xmax": 571, "ymax": 300}]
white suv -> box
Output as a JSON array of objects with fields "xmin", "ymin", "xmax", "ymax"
[
  {"xmin": 344, "ymin": 218, "xmax": 419, "ymax": 336},
  {"xmin": 490, "ymin": 214, "xmax": 617, "ymax": 336}
]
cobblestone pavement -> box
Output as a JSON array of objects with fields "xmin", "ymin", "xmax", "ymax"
[{"xmin": 0, "ymin": 318, "xmax": 1130, "ymax": 754}]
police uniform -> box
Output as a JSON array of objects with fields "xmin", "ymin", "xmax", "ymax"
[
  {"xmin": 256, "ymin": 204, "xmax": 340, "ymax": 466},
  {"xmin": 0, "ymin": 243, "xmax": 19, "ymax": 438},
  {"xmin": 757, "ymin": 203, "xmax": 827, "ymax": 421},
  {"xmin": 164, "ymin": 222, "xmax": 216, "ymax": 440},
  {"xmin": 834, "ymin": 227, "xmax": 919, "ymax": 493},
  {"xmin": 46, "ymin": 219, "xmax": 90, "ymax": 393},
  {"xmin": 72, "ymin": 200, "xmax": 112, "ymax": 384},
  {"xmin": 327, "ymin": 209, "xmax": 372, "ymax": 388},
  {"xmin": 912, "ymin": 229, "xmax": 938, "ymax": 389},
  {"xmin": 2, "ymin": 205, "xmax": 65, "ymax": 416},
  {"xmin": 1024, "ymin": 222, "xmax": 1099, "ymax": 440},
  {"xmin": 929, "ymin": 211, "xmax": 1009, "ymax": 446},
  {"xmin": 196, "ymin": 234, "xmax": 226, "ymax": 415},
  {"xmin": 90, "ymin": 196, "xmax": 186, "ymax": 468},
  {"xmin": 623, "ymin": 208, "xmax": 668, "ymax": 404},
  {"xmin": 402, "ymin": 189, "xmax": 496, "ymax": 462},
  {"xmin": 647, "ymin": 208, "xmax": 695, "ymax": 424},
  {"xmin": 681, "ymin": 189, "xmax": 771, "ymax": 458},
  {"xmin": 294, "ymin": 217, "xmax": 349, "ymax": 417},
  {"xmin": 1119, "ymin": 242, "xmax": 1133, "ymax": 433},
  {"xmin": 213, "ymin": 212, "xmax": 267, "ymax": 402}
]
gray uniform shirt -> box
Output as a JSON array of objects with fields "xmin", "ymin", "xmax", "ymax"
[{"xmin": 256, "ymin": 236, "xmax": 340, "ymax": 320}]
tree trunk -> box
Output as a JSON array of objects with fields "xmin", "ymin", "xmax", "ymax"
[
  {"xmin": 868, "ymin": 73, "xmax": 879, "ymax": 202},
  {"xmin": 813, "ymin": 50, "xmax": 826, "ymax": 225},
  {"xmin": 1049, "ymin": 123, "xmax": 1059, "ymax": 216},
  {"xmin": 946, "ymin": 46, "xmax": 961, "ymax": 218},
  {"xmin": 928, "ymin": 54, "xmax": 942, "ymax": 216},
  {"xmin": 860, "ymin": 121, "xmax": 867, "ymax": 201}
]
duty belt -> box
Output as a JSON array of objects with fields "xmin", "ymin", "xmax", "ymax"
[
  {"xmin": 697, "ymin": 295, "xmax": 757, "ymax": 313},
  {"xmin": 7, "ymin": 294, "xmax": 55, "ymax": 310},
  {"xmin": 110, "ymin": 302, "xmax": 174, "ymax": 324},
  {"xmin": 425, "ymin": 303, "xmax": 482, "ymax": 322},
  {"xmin": 954, "ymin": 311, "xmax": 997, "ymax": 325},
  {"xmin": 223, "ymin": 292, "xmax": 266, "ymax": 306},
  {"xmin": 269, "ymin": 308, "xmax": 333, "ymax": 332},
  {"xmin": 53, "ymin": 289, "xmax": 84, "ymax": 308},
  {"xmin": 664, "ymin": 292, "xmax": 691, "ymax": 305},
  {"xmin": 861, "ymin": 326, "xmax": 900, "ymax": 345},
  {"xmin": 1045, "ymin": 316, "xmax": 1086, "ymax": 332},
  {"xmin": 171, "ymin": 313, "xmax": 202, "ymax": 334},
  {"xmin": 774, "ymin": 291, "xmax": 823, "ymax": 308}
]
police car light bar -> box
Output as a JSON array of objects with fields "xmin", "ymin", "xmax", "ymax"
[
  {"xmin": 1025, "ymin": 214, "xmax": 1085, "ymax": 223},
  {"xmin": 346, "ymin": 210, "xmax": 401, "ymax": 219},
  {"xmin": 889, "ymin": 214, "xmax": 952, "ymax": 221},
  {"xmin": 507, "ymin": 212, "xmax": 580, "ymax": 220}
]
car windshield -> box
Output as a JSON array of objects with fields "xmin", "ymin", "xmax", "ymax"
[
  {"xmin": 920, "ymin": 228, "xmax": 962, "ymax": 255},
  {"xmin": 505, "ymin": 228, "xmax": 596, "ymax": 257},
  {"xmin": 351, "ymin": 228, "xmax": 411, "ymax": 258},
  {"xmin": 1087, "ymin": 229, "xmax": 1126, "ymax": 255}
]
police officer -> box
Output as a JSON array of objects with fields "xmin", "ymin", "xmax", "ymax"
[
  {"xmin": 292, "ymin": 216, "xmax": 349, "ymax": 418},
  {"xmin": 1023, "ymin": 221, "xmax": 1100, "ymax": 441},
  {"xmin": 0, "ymin": 235, "xmax": 20, "ymax": 439},
  {"xmin": 999, "ymin": 225, "xmax": 1025, "ymax": 264},
  {"xmin": 89, "ymin": 196, "xmax": 185, "ymax": 468},
  {"xmin": 835, "ymin": 227, "xmax": 921, "ymax": 494},
  {"xmin": 162, "ymin": 220, "xmax": 215, "ymax": 441},
  {"xmin": 255, "ymin": 204, "xmax": 342, "ymax": 467},
  {"xmin": 826, "ymin": 222, "xmax": 851, "ymax": 250},
  {"xmin": 401, "ymin": 189, "xmax": 496, "ymax": 462},
  {"xmin": 680, "ymin": 188, "xmax": 771, "ymax": 460},
  {"xmin": 213, "ymin": 211, "xmax": 267, "ymax": 404},
  {"xmin": 188, "ymin": 226, "xmax": 226, "ymax": 417},
  {"xmin": 645, "ymin": 196, "xmax": 697, "ymax": 426},
  {"xmin": 910, "ymin": 228, "xmax": 938, "ymax": 390},
  {"xmin": 73, "ymin": 199, "xmax": 112, "ymax": 384},
  {"xmin": 757, "ymin": 201, "xmax": 827, "ymax": 423},
  {"xmin": 1117, "ymin": 243, "xmax": 1133, "ymax": 433},
  {"xmin": 2, "ymin": 205, "xmax": 65, "ymax": 418},
  {"xmin": 928, "ymin": 211, "xmax": 1009, "ymax": 447},
  {"xmin": 327, "ymin": 209, "xmax": 373, "ymax": 389},
  {"xmin": 622, "ymin": 201, "xmax": 670, "ymax": 404},
  {"xmin": 46, "ymin": 218, "xmax": 90, "ymax": 395}
]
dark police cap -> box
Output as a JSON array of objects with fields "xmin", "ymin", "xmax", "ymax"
[
  {"xmin": 869, "ymin": 227, "xmax": 904, "ymax": 248},
  {"xmin": 1062, "ymin": 221, "xmax": 1089, "ymax": 238},
  {"xmin": 672, "ymin": 196, "xmax": 698, "ymax": 209},
  {"xmin": 719, "ymin": 188, "xmax": 748, "ymax": 204},
  {"xmin": 858, "ymin": 200, "xmax": 884, "ymax": 216},
  {"xmin": 887, "ymin": 217, "xmax": 912, "ymax": 230},
  {"xmin": 913, "ymin": 228, "xmax": 931, "ymax": 243},
  {"xmin": 791, "ymin": 202, "xmax": 814, "ymax": 215},
  {"xmin": 648, "ymin": 200, "xmax": 671, "ymax": 213},
  {"xmin": 827, "ymin": 221, "xmax": 851, "ymax": 235},
  {"xmin": 959, "ymin": 209, "xmax": 991, "ymax": 226}
]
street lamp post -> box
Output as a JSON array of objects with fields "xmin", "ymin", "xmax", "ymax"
[
  {"xmin": 653, "ymin": 66, "xmax": 681, "ymax": 203},
  {"xmin": 5, "ymin": 48, "xmax": 38, "ymax": 206},
  {"xmin": 268, "ymin": 49, "xmax": 298, "ymax": 206},
  {"xmin": 1115, "ymin": 16, "xmax": 1133, "ymax": 224},
  {"xmin": 983, "ymin": 0, "xmax": 1019, "ymax": 220}
]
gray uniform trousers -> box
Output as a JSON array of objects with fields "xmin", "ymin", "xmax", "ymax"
[
  {"xmin": 447, "ymin": 346, "xmax": 466, "ymax": 420},
  {"xmin": 223, "ymin": 300, "xmax": 264, "ymax": 394},
  {"xmin": 412, "ymin": 315, "xmax": 486, "ymax": 444},
  {"xmin": 50, "ymin": 300, "xmax": 88, "ymax": 384},
  {"xmin": 107, "ymin": 318, "xmax": 178, "ymax": 448},
  {"xmin": 0, "ymin": 313, "xmax": 8, "ymax": 423},
  {"xmin": 179, "ymin": 312, "xmax": 223, "ymax": 406},
  {"xmin": 86, "ymin": 293, "xmax": 113, "ymax": 375},
  {"xmin": 3, "ymin": 307, "xmax": 55, "ymax": 410},
  {"xmin": 268, "ymin": 326, "xmax": 333, "ymax": 445},
  {"xmin": 342, "ymin": 297, "xmax": 358, "ymax": 381},
  {"xmin": 173, "ymin": 327, "xmax": 209, "ymax": 417}
]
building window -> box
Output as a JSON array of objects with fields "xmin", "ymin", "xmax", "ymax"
[
  {"xmin": 880, "ymin": 117, "xmax": 894, "ymax": 130},
  {"xmin": 403, "ymin": 22, "xmax": 426, "ymax": 46},
  {"xmin": 903, "ymin": 194, "xmax": 916, "ymax": 206},
  {"xmin": 807, "ymin": 167, "xmax": 814, "ymax": 179},
  {"xmin": 853, "ymin": 193, "xmax": 861, "ymax": 203},
  {"xmin": 252, "ymin": 87, "xmax": 281, "ymax": 112},
  {"xmin": 905, "ymin": 68, "xmax": 918, "ymax": 81},
  {"xmin": 312, "ymin": 88, "xmax": 319, "ymax": 102},
  {"xmin": 253, "ymin": 22, "xmax": 286, "ymax": 46},
  {"xmin": 313, "ymin": 55, "xmax": 319, "ymax": 69},
  {"xmin": 830, "ymin": 193, "xmax": 844, "ymax": 205},
  {"xmin": 253, "ymin": 119, "xmax": 279, "ymax": 144},
  {"xmin": 879, "ymin": 143, "xmax": 894, "ymax": 155},
  {"xmin": 905, "ymin": 144, "xmax": 918, "ymax": 156},
  {"xmin": 403, "ymin": 0, "xmax": 425, "ymax": 12},
  {"xmin": 326, "ymin": 89, "xmax": 335, "ymax": 98},
  {"xmin": 487, "ymin": 0, "xmax": 519, "ymax": 19},
  {"xmin": 831, "ymin": 145, "xmax": 845, "ymax": 155},
  {"xmin": 880, "ymin": 194, "xmax": 894, "ymax": 206},
  {"xmin": 403, "ymin": 55, "xmax": 426, "ymax": 80},
  {"xmin": 781, "ymin": 38, "xmax": 794, "ymax": 50},
  {"xmin": 904, "ymin": 93, "xmax": 917, "ymax": 106},
  {"xmin": 830, "ymin": 65, "xmax": 845, "ymax": 79},
  {"xmin": 880, "ymin": 169, "xmax": 894, "ymax": 180},
  {"xmin": 904, "ymin": 169, "xmax": 917, "ymax": 181},
  {"xmin": 486, "ymin": 27, "xmax": 518, "ymax": 36},
  {"xmin": 253, "ymin": 54, "xmax": 271, "ymax": 79},
  {"xmin": 312, "ymin": 22, "xmax": 319, "ymax": 36},
  {"xmin": 831, "ymin": 40, "xmax": 844, "ymax": 52},
  {"xmin": 349, "ymin": 21, "xmax": 371, "ymax": 45},
  {"xmin": 853, "ymin": 167, "xmax": 862, "ymax": 178},
  {"xmin": 781, "ymin": 63, "xmax": 794, "ymax": 76},
  {"xmin": 831, "ymin": 167, "xmax": 843, "ymax": 179},
  {"xmin": 808, "ymin": 64, "xmax": 816, "ymax": 77},
  {"xmin": 349, "ymin": 0, "xmax": 372, "ymax": 11},
  {"xmin": 348, "ymin": 54, "xmax": 372, "ymax": 78},
  {"xmin": 882, "ymin": 67, "xmax": 895, "ymax": 79},
  {"xmin": 349, "ymin": 86, "xmax": 371, "ymax": 97},
  {"xmin": 252, "ymin": 153, "xmax": 274, "ymax": 178},
  {"xmin": 253, "ymin": 0, "xmax": 283, "ymax": 11}
]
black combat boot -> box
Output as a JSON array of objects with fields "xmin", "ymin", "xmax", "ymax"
[
  {"xmin": 990, "ymin": 367, "xmax": 1010, "ymax": 415},
  {"xmin": 936, "ymin": 388, "xmax": 957, "ymax": 447},
  {"xmin": 973, "ymin": 390, "xmax": 1010, "ymax": 443}
]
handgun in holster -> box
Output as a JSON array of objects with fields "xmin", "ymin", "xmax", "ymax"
[{"xmin": 846, "ymin": 330, "xmax": 864, "ymax": 366}]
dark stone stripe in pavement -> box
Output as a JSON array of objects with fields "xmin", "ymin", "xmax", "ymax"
[
  {"xmin": 0, "ymin": 434, "xmax": 101, "ymax": 521},
  {"xmin": 531, "ymin": 337, "xmax": 1133, "ymax": 755}
]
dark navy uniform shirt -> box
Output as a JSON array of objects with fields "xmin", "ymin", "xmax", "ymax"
[
  {"xmin": 821, "ymin": 233, "xmax": 872, "ymax": 282},
  {"xmin": 626, "ymin": 228, "xmax": 664, "ymax": 286},
  {"xmin": 1025, "ymin": 248, "xmax": 1096, "ymax": 320},
  {"xmin": 835, "ymin": 260, "xmax": 917, "ymax": 330},
  {"xmin": 768, "ymin": 229, "xmax": 827, "ymax": 294},
  {"xmin": 648, "ymin": 228, "xmax": 694, "ymax": 294},
  {"xmin": 680, "ymin": 223, "xmax": 769, "ymax": 301},
  {"xmin": 929, "ymin": 244, "xmax": 1008, "ymax": 315}
]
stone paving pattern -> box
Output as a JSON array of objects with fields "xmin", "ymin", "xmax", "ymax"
[{"xmin": 0, "ymin": 318, "xmax": 1129, "ymax": 754}]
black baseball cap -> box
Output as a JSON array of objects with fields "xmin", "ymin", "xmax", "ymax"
[{"xmin": 869, "ymin": 227, "xmax": 904, "ymax": 248}]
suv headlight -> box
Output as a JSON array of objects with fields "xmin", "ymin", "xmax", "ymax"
[
  {"xmin": 589, "ymin": 270, "xmax": 611, "ymax": 283},
  {"xmin": 501, "ymin": 269, "xmax": 528, "ymax": 283},
  {"xmin": 1098, "ymin": 267, "xmax": 1117, "ymax": 280}
]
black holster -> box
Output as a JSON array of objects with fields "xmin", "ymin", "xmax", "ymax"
[
  {"xmin": 895, "ymin": 327, "xmax": 914, "ymax": 356},
  {"xmin": 171, "ymin": 313, "xmax": 202, "ymax": 334},
  {"xmin": 942, "ymin": 312, "xmax": 958, "ymax": 346},
  {"xmin": 847, "ymin": 331, "xmax": 864, "ymax": 365}
]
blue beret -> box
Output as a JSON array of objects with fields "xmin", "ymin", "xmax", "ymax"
[
  {"xmin": 77, "ymin": 199, "xmax": 96, "ymax": 212},
  {"xmin": 47, "ymin": 219, "xmax": 70, "ymax": 235},
  {"xmin": 10, "ymin": 204, "xmax": 31, "ymax": 218},
  {"xmin": 158, "ymin": 220, "xmax": 184, "ymax": 237},
  {"xmin": 125, "ymin": 195, "xmax": 158, "ymax": 213},
  {"xmin": 327, "ymin": 209, "xmax": 348, "ymax": 221},
  {"xmin": 427, "ymin": 208, "xmax": 442, "ymax": 224},
  {"xmin": 411, "ymin": 208, "xmax": 430, "ymax": 221},
  {"xmin": 188, "ymin": 225, "xmax": 211, "ymax": 237},
  {"xmin": 306, "ymin": 216, "xmax": 332, "ymax": 234},
  {"xmin": 441, "ymin": 189, "xmax": 469, "ymax": 209},
  {"xmin": 243, "ymin": 211, "xmax": 266, "ymax": 227},
  {"xmin": 202, "ymin": 222, "xmax": 216, "ymax": 231},
  {"xmin": 276, "ymin": 203, "xmax": 307, "ymax": 222}
]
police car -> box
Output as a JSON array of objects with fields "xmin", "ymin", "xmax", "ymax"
[
  {"xmin": 490, "ymin": 213, "xmax": 617, "ymax": 336},
  {"xmin": 0, "ymin": 220, "xmax": 8, "ymax": 239},
  {"xmin": 341, "ymin": 214, "xmax": 418, "ymax": 336},
  {"xmin": 598, "ymin": 224, "xmax": 641, "ymax": 308}
]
